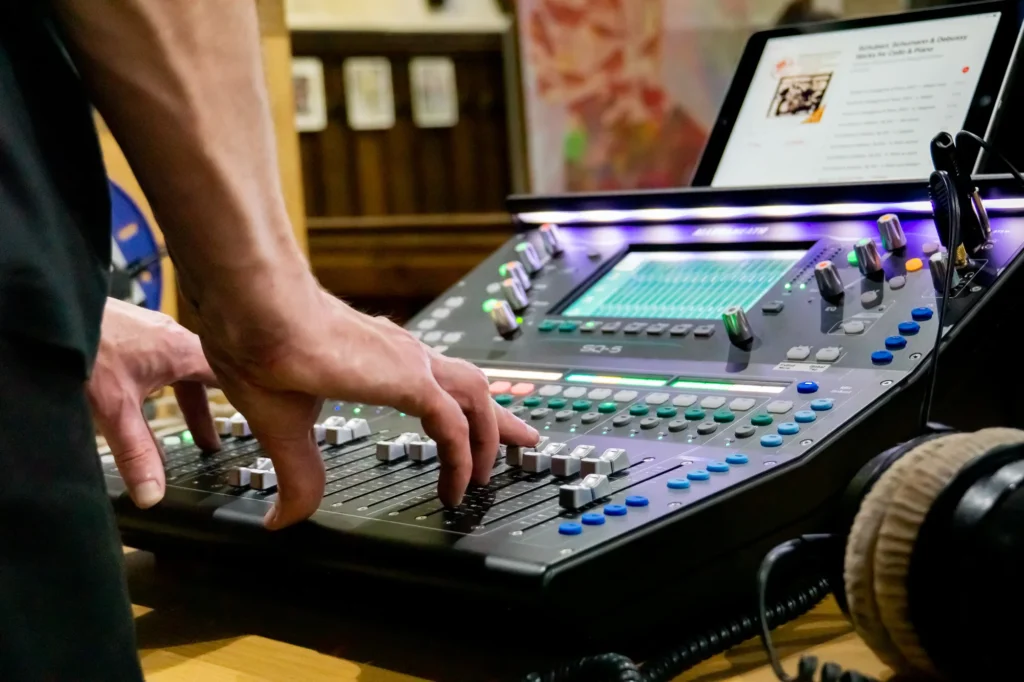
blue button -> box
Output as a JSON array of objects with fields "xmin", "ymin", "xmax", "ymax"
[
  {"xmin": 558, "ymin": 522, "xmax": 582, "ymax": 535},
  {"xmin": 871, "ymin": 350, "xmax": 894, "ymax": 365},
  {"xmin": 604, "ymin": 504, "xmax": 628, "ymax": 516},
  {"xmin": 707, "ymin": 461, "xmax": 730, "ymax": 473},
  {"xmin": 625, "ymin": 495, "xmax": 649, "ymax": 507},
  {"xmin": 911, "ymin": 307, "xmax": 934, "ymax": 321},
  {"xmin": 796, "ymin": 381, "xmax": 819, "ymax": 394},
  {"xmin": 761, "ymin": 434, "xmax": 783, "ymax": 447},
  {"xmin": 810, "ymin": 398, "xmax": 834, "ymax": 411},
  {"xmin": 794, "ymin": 410, "xmax": 816, "ymax": 423},
  {"xmin": 687, "ymin": 469, "xmax": 710, "ymax": 481},
  {"xmin": 581, "ymin": 512, "xmax": 605, "ymax": 526},
  {"xmin": 885, "ymin": 335, "xmax": 907, "ymax": 350},
  {"xmin": 778, "ymin": 422, "xmax": 800, "ymax": 435},
  {"xmin": 898, "ymin": 321, "xmax": 920, "ymax": 336},
  {"xmin": 667, "ymin": 478, "xmax": 691, "ymax": 489},
  {"xmin": 725, "ymin": 453, "xmax": 749, "ymax": 465}
]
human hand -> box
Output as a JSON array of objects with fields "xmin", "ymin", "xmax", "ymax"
[
  {"xmin": 194, "ymin": 285, "xmax": 540, "ymax": 530},
  {"xmin": 88, "ymin": 298, "xmax": 221, "ymax": 508}
]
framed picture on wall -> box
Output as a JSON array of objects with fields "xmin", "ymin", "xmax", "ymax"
[
  {"xmin": 343, "ymin": 57, "xmax": 396, "ymax": 131},
  {"xmin": 291, "ymin": 57, "xmax": 328, "ymax": 132}
]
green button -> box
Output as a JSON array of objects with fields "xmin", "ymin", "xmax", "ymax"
[
  {"xmin": 847, "ymin": 250, "xmax": 858, "ymax": 266},
  {"xmin": 572, "ymin": 400, "xmax": 592, "ymax": 411},
  {"xmin": 494, "ymin": 394, "xmax": 514, "ymax": 406},
  {"xmin": 656, "ymin": 406, "xmax": 678, "ymax": 419},
  {"xmin": 538, "ymin": 320, "xmax": 557, "ymax": 332},
  {"xmin": 181, "ymin": 430, "xmax": 194, "ymax": 444},
  {"xmin": 598, "ymin": 401, "xmax": 618, "ymax": 414},
  {"xmin": 523, "ymin": 396, "xmax": 542, "ymax": 407},
  {"xmin": 629, "ymin": 404, "xmax": 650, "ymax": 416},
  {"xmin": 548, "ymin": 398, "xmax": 567, "ymax": 409},
  {"xmin": 713, "ymin": 409, "xmax": 735, "ymax": 423},
  {"xmin": 684, "ymin": 407, "xmax": 706, "ymax": 421},
  {"xmin": 558, "ymin": 321, "xmax": 579, "ymax": 332},
  {"xmin": 751, "ymin": 413, "xmax": 773, "ymax": 426}
]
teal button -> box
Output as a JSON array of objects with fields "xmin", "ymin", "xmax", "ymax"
[
  {"xmin": 523, "ymin": 396, "xmax": 542, "ymax": 407},
  {"xmin": 751, "ymin": 413, "xmax": 773, "ymax": 426},
  {"xmin": 713, "ymin": 410, "xmax": 735, "ymax": 423},
  {"xmin": 572, "ymin": 400, "xmax": 592, "ymax": 411},
  {"xmin": 548, "ymin": 398, "xmax": 567, "ymax": 409},
  {"xmin": 558, "ymin": 321, "xmax": 578, "ymax": 332},
  {"xmin": 494, "ymin": 394, "xmax": 513, "ymax": 407},
  {"xmin": 684, "ymin": 407, "xmax": 706, "ymax": 421},
  {"xmin": 538, "ymin": 320, "xmax": 557, "ymax": 332},
  {"xmin": 598, "ymin": 401, "xmax": 618, "ymax": 414},
  {"xmin": 628, "ymin": 404, "xmax": 649, "ymax": 416},
  {"xmin": 656, "ymin": 406, "xmax": 678, "ymax": 419}
]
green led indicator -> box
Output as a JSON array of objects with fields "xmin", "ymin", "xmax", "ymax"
[
  {"xmin": 847, "ymin": 250, "xmax": 859, "ymax": 266},
  {"xmin": 482, "ymin": 298, "xmax": 500, "ymax": 313},
  {"xmin": 181, "ymin": 430, "xmax": 193, "ymax": 444},
  {"xmin": 353, "ymin": 407, "xmax": 361, "ymax": 414},
  {"xmin": 784, "ymin": 283, "xmax": 792, "ymax": 290},
  {"xmin": 498, "ymin": 263, "xmax": 509, "ymax": 277},
  {"xmin": 516, "ymin": 316, "xmax": 523, "ymax": 324},
  {"xmin": 399, "ymin": 412, "xmax": 406, "ymax": 417},
  {"xmin": 583, "ymin": 321, "xmax": 597, "ymax": 328},
  {"xmin": 515, "ymin": 243, "xmax": 529, "ymax": 253},
  {"xmin": 799, "ymin": 283, "xmax": 807, "ymax": 290}
]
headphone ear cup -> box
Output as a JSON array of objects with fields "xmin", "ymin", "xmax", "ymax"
[{"xmin": 873, "ymin": 427, "xmax": 1024, "ymax": 675}]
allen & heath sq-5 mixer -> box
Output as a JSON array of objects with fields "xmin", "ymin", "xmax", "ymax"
[{"xmin": 105, "ymin": 177, "xmax": 1024, "ymax": 647}]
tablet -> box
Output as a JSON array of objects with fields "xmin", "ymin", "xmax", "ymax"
[{"xmin": 691, "ymin": 1, "xmax": 1021, "ymax": 188}]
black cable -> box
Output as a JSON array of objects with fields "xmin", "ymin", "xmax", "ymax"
[{"xmin": 955, "ymin": 130, "xmax": 1024, "ymax": 190}]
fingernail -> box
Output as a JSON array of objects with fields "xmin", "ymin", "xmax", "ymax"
[
  {"xmin": 132, "ymin": 481, "xmax": 163, "ymax": 509},
  {"xmin": 527, "ymin": 426, "xmax": 540, "ymax": 441},
  {"xmin": 264, "ymin": 503, "xmax": 280, "ymax": 529}
]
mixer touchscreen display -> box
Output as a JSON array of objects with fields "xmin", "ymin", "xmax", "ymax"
[{"xmin": 562, "ymin": 250, "xmax": 804, "ymax": 320}]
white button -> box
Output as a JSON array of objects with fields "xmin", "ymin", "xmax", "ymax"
[
  {"xmin": 563, "ymin": 387, "xmax": 587, "ymax": 399},
  {"xmin": 786, "ymin": 346, "xmax": 811, "ymax": 361},
  {"xmin": 538, "ymin": 385, "xmax": 563, "ymax": 397},
  {"xmin": 766, "ymin": 400, "xmax": 793, "ymax": 414},
  {"xmin": 423, "ymin": 331, "xmax": 443, "ymax": 343},
  {"xmin": 445, "ymin": 297, "xmax": 465, "ymax": 308},
  {"xmin": 431, "ymin": 308, "xmax": 451, "ymax": 319},
  {"xmin": 417, "ymin": 319, "xmax": 438, "ymax": 330},
  {"xmin": 672, "ymin": 394, "xmax": 697, "ymax": 407},
  {"xmin": 442, "ymin": 332, "xmax": 463, "ymax": 344},
  {"xmin": 729, "ymin": 398, "xmax": 756, "ymax": 411},
  {"xmin": 843, "ymin": 321, "xmax": 865, "ymax": 335},
  {"xmin": 815, "ymin": 347, "xmax": 841, "ymax": 362},
  {"xmin": 700, "ymin": 396, "xmax": 726, "ymax": 409},
  {"xmin": 613, "ymin": 390, "xmax": 638, "ymax": 402},
  {"xmin": 433, "ymin": 345, "xmax": 449, "ymax": 353},
  {"xmin": 587, "ymin": 388, "xmax": 612, "ymax": 400},
  {"xmin": 486, "ymin": 282, "xmax": 501, "ymax": 294},
  {"xmin": 409, "ymin": 330, "xmax": 424, "ymax": 340},
  {"xmin": 644, "ymin": 393, "xmax": 670, "ymax": 405}
]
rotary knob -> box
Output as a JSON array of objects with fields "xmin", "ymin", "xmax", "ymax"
[
  {"xmin": 876, "ymin": 214, "xmax": 907, "ymax": 252},
  {"xmin": 854, "ymin": 238, "xmax": 883, "ymax": 276},
  {"xmin": 501, "ymin": 260, "xmax": 531, "ymax": 292},
  {"xmin": 489, "ymin": 300, "xmax": 520, "ymax": 339},
  {"xmin": 539, "ymin": 223, "xmax": 564, "ymax": 256},
  {"xmin": 814, "ymin": 260, "xmax": 844, "ymax": 301},
  {"xmin": 929, "ymin": 251, "xmax": 960, "ymax": 292},
  {"xmin": 515, "ymin": 241, "xmax": 543, "ymax": 275},
  {"xmin": 501, "ymin": 277, "xmax": 529, "ymax": 312},
  {"xmin": 722, "ymin": 305, "xmax": 753, "ymax": 348}
]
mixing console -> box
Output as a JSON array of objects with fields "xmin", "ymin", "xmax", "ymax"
[{"xmin": 104, "ymin": 178, "xmax": 1024, "ymax": 642}]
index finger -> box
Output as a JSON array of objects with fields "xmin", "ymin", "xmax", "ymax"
[{"xmin": 418, "ymin": 387, "xmax": 473, "ymax": 508}]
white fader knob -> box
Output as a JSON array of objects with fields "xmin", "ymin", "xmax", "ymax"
[
  {"xmin": 515, "ymin": 241, "xmax": 543, "ymax": 275},
  {"xmin": 489, "ymin": 300, "xmax": 520, "ymax": 339},
  {"xmin": 814, "ymin": 260, "xmax": 844, "ymax": 302},
  {"xmin": 539, "ymin": 223, "xmax": 563, "ymax": 256},
  {"xmin": 500, "ymin": 277, "xmax": 529, "ymax": 312},
  {"xmin": 229, "ymin": 412, "xmax": 251, "ymax": 438},
  {"xmin": 214, "ymin": 417, "xmax": 233, "ymax": 437}
]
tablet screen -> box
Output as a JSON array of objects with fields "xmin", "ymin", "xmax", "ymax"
[{"xmin": 711, "ymin": 11, "xmax": 1002, "ymax": 188}]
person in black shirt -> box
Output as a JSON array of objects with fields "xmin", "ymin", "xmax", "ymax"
[{"xmin": 0, "ymin": 2, "xmax": 538, "ymax": 679}]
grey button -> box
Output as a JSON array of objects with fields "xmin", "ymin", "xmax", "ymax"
[
  {"xmin": 445, "ymin": 296, "xmax": 465, "ymax": 308},
  {"xmin": 555, "ymin": 409, "xmax": 574, "ymax": 422},
  {"xmin": 762, "ymin": 301, "xmax": 785, "ymax": 314},
  {"xmin": 538, "ymin": 385, "xmax": 563, "ymax": 397},
  {"xmin": 409, "ymin": 330, "xmax": 424, "ymax": 340},
  {"xmin": 672, "ymin": 394, "xmax": 698, "ymax": 407},
  {"xmin": 486, "ymin": 282, "xmax": 502, "ymax": 294},
  {"xmin": 700, "ymin": 396, "xmax": 726, "ymax": 409},
  {"xmin": 729, "ymin": 398, "xmax": 756, "ymax": 411},
  {"xmin": 579, "ymin": 322, "xmax": 600, "ymax": 333},
  {"xmin": 786, "ymin": 345, "xmax": 811, "ymax": 361},
  {"xmin": 694, "ymin": 325, "xmax": 715, "ymax": 337},
  {"xmin": 612, "ymin": 415, "xmax": 633, "ymax": 428},
  {"xmin": 424, "ymin": 331, "xmax": 444, "ymax": 343},
  {"xmin": 645, "ymin": 392, "xmax": 670, "ymax": 405},
  {"xmin": 563, "ymin": 386, "xmax": 587, "ymax": 399},
  {"xmin": 735, "ymin": 424, "xmax": 757, "ymax": 439},
  {"xmin": 432, "ymin": 345, "xmax": 448, "ymax": 353},
  {"xmin": 613, "ymin": 390, "xmax": 638, "ymax": 402},
  {"xmin": 815, "ymin": 346, "xmax": 841, "ymax": 362},
  {"xmin": 922, "ymin": 241, "xmax": 940, "ymax": 256},
  {"xmin": 888, "ymin": 275, "xmax": 906, "ymax": 290},
  {"xmin": 640, "ymin": 417, "xmax": 661, "ymax": 430},
  {"xmin": 431, "ymin": 308, "xmax": 451, "ymax": 319},
  {"xmin": 843, "ymin": 320, "xmax": 865, "ymax": 334},
  {"xmin": 580, "ymin": 411, "xmax": 601, "ymax": 424},
  {"xmin": 601, "ymin": 322, "xmax": 622, "ymax": 333},
  {"xmin": 696, "ymin": 421, "xmax": 718, "ymax": 435},
  {"xmin": 441, "ymin": 332, "xmax": 463, "ymax": 344},
  {"xmin": 624, "ymin": 323, "xmax": 647, "ymax": 334},
  {"xmin": 510, "ymin": 406, "xmax": 528, "ymax": 417},
  {"xmin": 669, "ymin": 324, "xmax": 693, "ymax": 336},
  {"xmin": 860, "ymin": 290, "xmax": 879, "ymax": 305},
  {"xmin": 668, "ymin": 420, "xmax": 689, "ymax": 432},
  {"xmin": 587, "ymin": 388, "xmax": 612, "ymax": 400},
  {"xmin": 646, "ymin": 323, "xmax": 669, "ymax": 335},
  {"xmin": 530, "ymin": 408, "xmax": 551, "ymax": 420},
  {"xmin": 417, "ymin": 319, "xmax": 437, "ymax": 330},
  {"xmin": 766, "ymin": 400, "xmax": 793, "ymax": 414}
]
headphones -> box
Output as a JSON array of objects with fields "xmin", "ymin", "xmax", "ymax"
[{"xmin": 771, "ymin": 427, "xmax": 1024, "ymax": 682}]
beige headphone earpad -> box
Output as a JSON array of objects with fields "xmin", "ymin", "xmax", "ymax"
[{"xmin": 874, "ymin": 427, "xmax": 1024, "ymax": 676}]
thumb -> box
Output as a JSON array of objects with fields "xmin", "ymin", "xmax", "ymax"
[
  {"xmin": 258, "ymin": 431, "xmax": 326, "ymax": 530},
  {"xmin": 97, "ymin": 407, "xmax": 167, "ymax": 509}
]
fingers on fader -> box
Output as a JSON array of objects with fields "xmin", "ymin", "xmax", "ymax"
[
  {"xmin": 258, "ymin": 431, "xmax": 326, "ymax": 530},
  {"xmin": 419, "ymin": 389, "xmax": 473, "ymax": 508},
  {"xmin": 99, "ymin": 408, "xmax": 167, "ymax": 509},
  {"xmin": 173, "ymin": 381, "xmax": 221, "ymax": 452}
]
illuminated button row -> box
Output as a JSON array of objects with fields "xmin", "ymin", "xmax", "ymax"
[{"xmin": 538, "ymin": 320, "xmax": 715, "ymax": 338}]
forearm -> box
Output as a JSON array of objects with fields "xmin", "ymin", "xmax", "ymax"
[{"xmin": 54, "ymin": 0, "xmax": 312, "ymax": 326}]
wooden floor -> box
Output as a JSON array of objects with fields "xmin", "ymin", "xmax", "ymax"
[{"xmin": 125, "ymin": 549, "xmax": 893, "ymax": 682}]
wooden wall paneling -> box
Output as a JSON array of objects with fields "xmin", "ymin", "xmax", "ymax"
[
  {"xmin": 449, "ymin": 55, "xmax": 479, "ymax": 212},
  {"xmin": 385, "ymin": 59, "xmax": 419, "ymax": 214},
  {"xmin": 318, "ymin": 63, "xmax": 357, "ymax": 216},
  {"xmin": 473, "ymin": 58, "xmax": 509, "ymax": 211}
]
